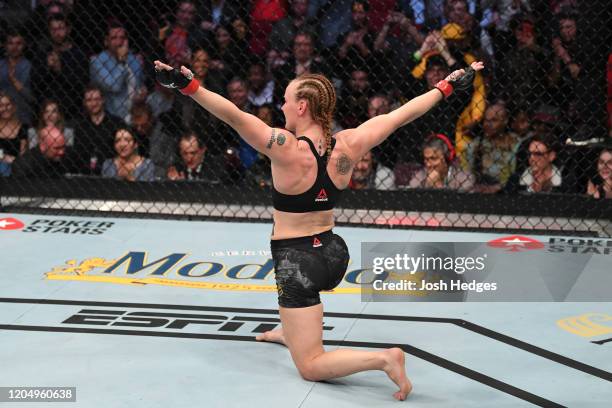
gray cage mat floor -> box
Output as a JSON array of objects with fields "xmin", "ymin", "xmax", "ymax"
[{"xmin": 0, "ymin": 213, "xmax": 610, "ymax": 407}]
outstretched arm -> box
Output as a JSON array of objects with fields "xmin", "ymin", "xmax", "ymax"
[
  {"xmin": 153, "ymin": 61, "xmax": 297, "ymax": 163},
  {"xmin": 341, "ymin": 61, "xmax": 484, "ymax": 159}
]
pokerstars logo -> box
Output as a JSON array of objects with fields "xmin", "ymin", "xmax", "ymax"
[
  {"xmin": 0, "ymin": 217, "xmax": 115, "ymax": 235},
  {"xmin": 487, "ymin": 235, "xmax": 545, "ymax": 253},
  {"xmin": 0, "ymin": 217, "xmax": 25, "ymax": 230}
]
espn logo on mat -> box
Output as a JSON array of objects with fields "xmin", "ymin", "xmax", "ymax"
[{"xmin": 63, "ymin": 309, "xmax": 335, "ymax": 334}]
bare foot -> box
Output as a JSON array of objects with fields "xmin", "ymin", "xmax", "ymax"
[
  {"xmin": 255, "ymin": 328, "xmax": 287, "ymax": 346},
  {"xmin": 382, "ymin": 348, "xmax": 412, "ymax": 401}
]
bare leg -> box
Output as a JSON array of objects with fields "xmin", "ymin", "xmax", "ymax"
[
  {"xmin": 255, "ymin": 328, "xmax": 287, "ymax": 346},
  {"xmin": 280, "ymin": 304, "xmax": 412, "ymax": 400}
]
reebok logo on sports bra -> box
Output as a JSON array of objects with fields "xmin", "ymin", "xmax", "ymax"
[
  {"xmin": 271, "ymin": 137, "xmax": 343, "ymax": 213},
  {"xmin": 315, "ymin": 189, "xmax": 328, "ymax": 202}
]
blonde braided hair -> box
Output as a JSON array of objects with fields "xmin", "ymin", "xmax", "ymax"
[{"xmin": 294, "ymin": 74, "xmax": 336, "ymax": 160}]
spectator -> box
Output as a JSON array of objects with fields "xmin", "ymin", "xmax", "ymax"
[
  {"xmin": 227, "ymin": 78, "xmax": 258, "ymax": 169},
  {"xmin": 245, "ymin": 104, "xmax": 279, "ymax": 187},
  {"xmin": 247, "ymin": 60, "xmax": 275, "ymax": 107},
  {"xmin": 364, "ymin": 93, "xmax": 401, "ymax": 168},
  {"xmin": 188, "ymin": 47, "xmax": 225, "ymax": 96},
  {"xmin": 0, "ymin": 1, "xmax": 30, "ymax": 41},
  {"xmin": 269, "ymin": 0, "xmax": 316, "ymax": 59},
  {"xmin": 130, "ymin": 103, "xmax": 176, "ymax": 176},
  {"xmin": 365, "ymin": 0, "xmax": 404, "ymax": 33},
  {"xmin": 146, "ymin": 82, "xmax": 176, "ymax": 120},
  {"xmin": 28, "ymin": 99, "xmax": 75, "ymax": 148},
  {"xmin": 255, "ymin": 104, "xmax": 279, "ymax": 127},
  {"xmin": 90, "ymin": 24, "xmax": 145, "ymax": 122},
  {"xmin": 498, "ymin": 15, "xmax": 550, "ymax": 111},
  {"xmin": 479, "ymin": 0, "xmax": 531, "ymax": 61},
  {"xmin": 410, "ymin": 24, "xmax": 487, "ymax": 155},
  {"xmin": 231, "ymin": 16, "xmax": 250, "ymax": 44},
  {"xmin": 349, "ymin": 150, "xmax": 396, "ymax": 190},
  {"xmin": 336, "ymin": 1, "xmax": 375, "ymax": 74},
  {"xmin": 514, "ymin": 103, "xmax": 560, "ymax": 173},
  {"xmin": 408, "ymin": 133, "xmax": 474, "ymax": 191},
  {"xmin": 510, "ymin": 108, "xmax": 532, "ymax": 141},
  {"xmin": 0, "ymin": 92, "xmax": 27, "ymax": 165},
  {"xmin": 312, "ymin": 0, "xmax": 353, "ymax": 49},
  {"xmin": 548, "ymin": 12, "xmax": 583, "ymax": 116},
  {"xmin": 406, "ymin": 0, "xmax": 445, "ymax": 27},
  {"xmin": 462, "ymin": 101, "xmax": 519, "ymax": 193},
  {"xmin": 399, "ymin": 55, "xmax": 469, "ymax": 164},
  {"xmin": 272, "ymin": 31, "xmax": 330, "ymax": 104},
  {"xmin": 444, "ymin": 0, "xmax": 477, "ymax": 35},
  {"xmin": 32, "ymin": 13, "xmax": 88, "ymax": 121},
  {"xmin": 159, "ymin": 0, "xmax": 206, "ymax": 68},
  {"xmin": 531, "ymin": 104, "xmax": 561, "ymax": 138},
  {"xmin": 11, "ymin": 125, "xmax": 71, "ymax": 178},
  {"xmin": 208, "ymin": 23, "xmax": 250, "ymax": 86},
  {"xmin": 101, "ymin": 127, "xmax": 155, "ymax": 182},
  {"xmin": 587, "ymin": 147, "xmax": 612, "ymax": 199},
  {"xmin": 0, "ymin": 160, "xmax": 9, "ymax": 177},
  {"xmin": 198, "ymin": 0, "xmax": 245, "ymax": 48},
  {"xmin": 73, "ymin": 85, "xmax": 125, "ymax": 174},
  {"xmin": 249, "ymin": 0, "xmax": 287, "ymax": 55},
  {"xmin": 206, "ymin": 77, "xmax": 255, "ymax": 158},
  {"xmin": 373, "ymin": 9, "xmax": 424, "ymax": 91},
  {"xmin": 22, "ymin": 0, "xmax": 69, "ymax": 44},
  {"xmin": 0, "ymin": 30, "xmax": 33, "ymax": 125},
  {"xmin": 167, "ymin": 130, "xmax": 227, "ymax": 183},
  {"xmin": 504, "ymin": 133, "xmax": 575, "ymax": 194},
  {"xmin": 337, "ymin": 68, "xmax": 371, "ymax": 129},
  {"xmin": 158, "ymin": 49, "xmax": 216, "ymax": 142}
]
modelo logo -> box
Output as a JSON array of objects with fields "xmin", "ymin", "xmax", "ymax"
[
  {"xmin": 62, "ymin": 309, "xmax": 335, "ymax": 333},
  {"xmin": 47, "ymin": 252, "xmax": 381, "ymax": 286}
]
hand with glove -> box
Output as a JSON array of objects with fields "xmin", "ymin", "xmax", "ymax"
[
  {"xmin": 434, "ymin": 61, "xmax": 484, "ymax": 99},
  {"xmin": 153, "ymin": 60, "xmax": 200, "ymax": 96}
]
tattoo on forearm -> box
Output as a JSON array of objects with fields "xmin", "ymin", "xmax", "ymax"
[
  {"xmin": 266, "ymin": 129, "xmax": 276, "ymax": 149},
  {"xmin": 336, "ymin": 154, "xmax": 352, "ymax": 175},
  {"xmin": 276, "ymin": 133, "xmax": 286, "ymax": 146}
]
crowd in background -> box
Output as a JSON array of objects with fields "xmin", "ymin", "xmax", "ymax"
[{"xmin": 0, "ymin": 0, "xmax": 610, "ymax": 199}]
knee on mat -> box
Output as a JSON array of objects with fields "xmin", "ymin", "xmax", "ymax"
[{"xmin": 296, "ymin": 362, "xmax": 320, "ymax": 382}]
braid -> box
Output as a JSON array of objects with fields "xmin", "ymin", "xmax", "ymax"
[{"xmin": 294, "ymin": 74, "xmax": 336, "ymax": 160}]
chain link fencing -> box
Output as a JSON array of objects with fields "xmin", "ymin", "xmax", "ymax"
[{"xmin": 0, "ymin": 0, "xmax": 610, "ymax": 236}]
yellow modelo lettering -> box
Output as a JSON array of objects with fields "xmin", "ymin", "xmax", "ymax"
[
  {"xmin": 104, "ymin": 252, "xmax": 188, "ymax": 276},
  {"xmin": 177, "ymin": 262, "xmax": 224, "ymax": 277},
  {"xmin": 226, "ymin": 259, "xmax": 274, "ymax": 280}
]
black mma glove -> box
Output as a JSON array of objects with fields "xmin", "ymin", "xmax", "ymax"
[
  {"xmin": 434, "ymin": 66, "xmax": 476, "ymax": 98},
  {"xmin": 155, "ymin": 67, "xmax": 200, "ymax": 95}
]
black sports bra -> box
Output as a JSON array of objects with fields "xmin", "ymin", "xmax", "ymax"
[{"xmin": 272, "ymin": 136, "xmax": 344, "ymax": 213}]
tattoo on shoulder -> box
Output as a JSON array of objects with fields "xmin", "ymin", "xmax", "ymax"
[
  {"xmin": 266, "ymin": 129, "xmax": 276, "ymax": 149},
  {"xmin": 336, "ymin": 154, "xmax": 352, "ymax": 175},
  {"xmin": 276, "ymin": 133, "xmax": 286, "ymax": 146}
]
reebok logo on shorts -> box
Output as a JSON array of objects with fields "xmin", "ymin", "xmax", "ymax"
[
  {"xmin": 315, "ymin": 189, "xmax": 328, "ymax": 202},
  {"xmin": 313, "ymin": 237, "xmax": 322, "ymax": 248}
]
